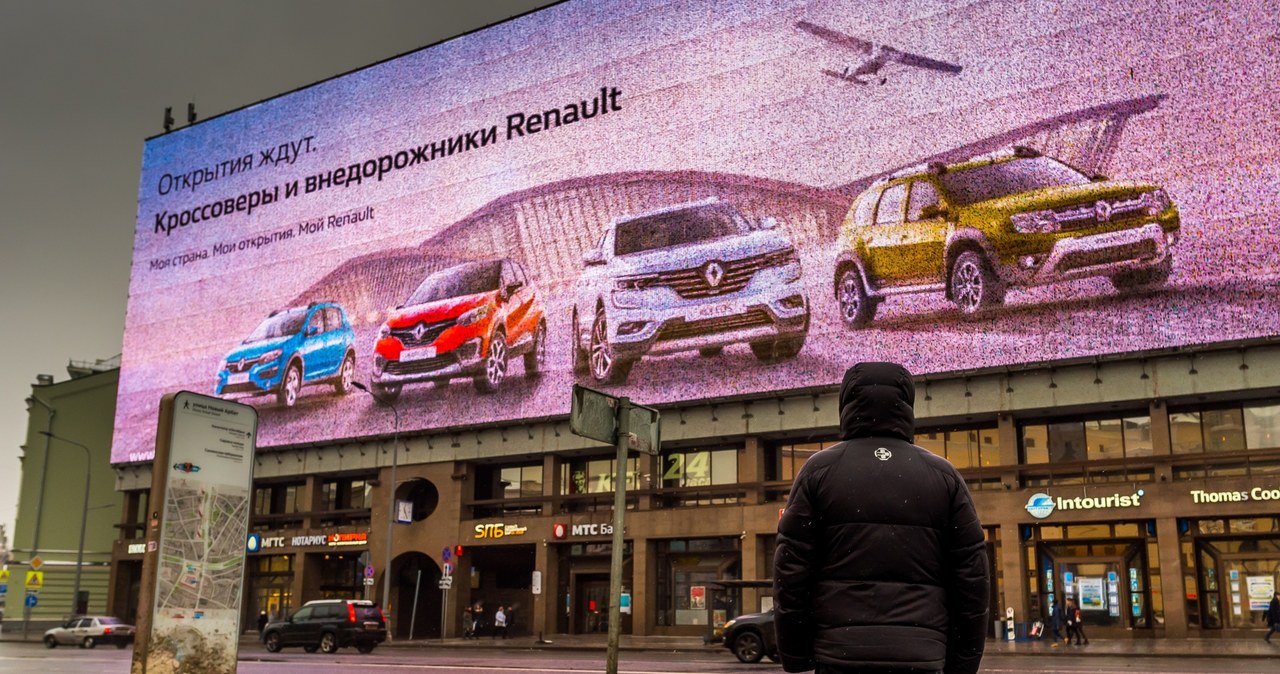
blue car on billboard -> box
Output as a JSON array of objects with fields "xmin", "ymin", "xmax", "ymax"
[{"xmin": 215, "ymin": 302, "xmax": 357, "ymax": 407}]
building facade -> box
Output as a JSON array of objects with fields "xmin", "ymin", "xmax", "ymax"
[
  {"xmin": 103, "ymin": 340, "xmax": 1280, "ymax": 641},
  {"xmin": 11, "ymin": 361, "xmax": 122, "ymax": 631}
]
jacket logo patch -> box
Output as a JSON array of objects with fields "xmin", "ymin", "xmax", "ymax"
[{"xmin": 874, "ymin": 447, "xmax": 892, "ymax": 461}]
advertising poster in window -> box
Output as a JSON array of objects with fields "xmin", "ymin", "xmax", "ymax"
[
  {"xmin": 1077, "ymin": 577, "xmax": 1105, "ymax": 611},
  {"xmin": 690, "ymin": 585, "xmax": 706, "ymax": 610},
  {"xmin": 113, "ymin": 0, "xmax": 1280, "ymax": 463},
  {"xmin": 1246, "ymin": 575, "xmax": 1275, "ymax": 611}
]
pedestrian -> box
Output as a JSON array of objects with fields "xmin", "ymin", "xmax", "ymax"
[
  {"xmin": 463, "ymin": 606, "xmax": 474, "ymax": 639},
  {"xmin": 493, "ymin": 605, "xmax": 508, "ymax": 639},
  {"xmin": 1065, "ymin": 599, "xmax": 1088, "ymax": 645},
  {"xmin": 1265, "ymin": 590, "xmax": 1280, "ymax": 643},
  {"xmin": 774, "ymin": 362, "xmax": 990, "ymax": 674},
  {"xmin": 1048, "ymin": 600, "xmax": 1065, "ymax": 645},
  {"xmin": 257, "ymin": 610, "xmax": 268, "ymax": 635},
  {"xmin": 472, "ymin": 604, "xmax": 485, "ymax": 638}
]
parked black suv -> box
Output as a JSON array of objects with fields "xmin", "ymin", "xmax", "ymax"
[{"xmin": 261, "ymin": 599, "xmax": 386, "ymax": 654}]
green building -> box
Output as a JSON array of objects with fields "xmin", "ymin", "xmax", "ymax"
[{"xmin": 10, "ymin": 359, "xmax": 121, "ymax": 633}]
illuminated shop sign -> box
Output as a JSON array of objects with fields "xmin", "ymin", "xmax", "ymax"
[
  {"xmin": 474, "ymin": 522, "xmax": 528, "ymax": 539},
  {"xmin": 551, "ymin": 522, "xmax": 615, "ymax": 539},
  {"xmin": 1025, "ymin": 490, "xmax": 1145, "ymax": 519},
  {"xmin": 1190, "ymin": 487, "xmax": 1280, "ymax": 504},
  {"xmin": 270, "ymin": 532, "xmax": 370, "ymax": 548},
  {"xmin": 112, "ymin": 1, "xmax": 1280, "ymax": 466}
]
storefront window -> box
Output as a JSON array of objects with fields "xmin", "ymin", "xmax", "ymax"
[
  {"xmin": 655, "ymin": 537, "xmax": 741, "ymax": 628},
  {"xmin": 249, "ymin": 555, "xmax": 294, "ymax": 622},
  {"xmin": 317, "ymin": 552, "xmax": 361, "ymax": 599}
]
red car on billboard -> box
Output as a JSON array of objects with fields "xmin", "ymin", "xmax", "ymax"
[{"xmin": 371, "ymin": 258, "xmax": 546, "ymax": 400}]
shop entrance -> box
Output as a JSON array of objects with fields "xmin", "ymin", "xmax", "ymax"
[
  {"xmin": 1037, "ymin": 539, "xmax": 1151, "ymax": 631},
  {"xmin": 1194, "ymin": 538, "xmax": 1280, "ymax": 630},
  {"xmin": 574, "ymin": 573, "xmax": 611, "ymax": 634}
]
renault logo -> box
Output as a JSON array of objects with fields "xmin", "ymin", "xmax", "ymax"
[
  {"xmin": 874, "ymin": 448, "xmax": 892, "ymax": 461},
  {"xmin": 703, "ymin": 261, "xmax": 725, "ymax": 287},
  {"xmin": 1095, "ymin": 199, "xmax": 1113, "ymax": 223},
  {"xmin": 412, "ymin": 322, "xmax": 428, "ymax": 341}
]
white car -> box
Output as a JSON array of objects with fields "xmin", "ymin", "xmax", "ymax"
[
  {"xmin": 570, "ymin": 198, "xmax": 810, "ymax": 384},
  {"xmin": 44, "ymin": 615, "xmax": 135, "ymax": 649}
]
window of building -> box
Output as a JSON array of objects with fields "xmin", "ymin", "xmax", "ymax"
[
  {"xmin": 1022, "ymin": 415, "xmax": 1153, "ymax": 464},
  {"xmin": 916, "ymin": 427, "xmax": 1000, "ymax": 468},
  {"xmin": 501, "ymin": 464, "xmax": 543, "ymax": 499},
  {"xmin": 560, "ymin": 455, "xmax": 641, "ymax": 495},
  {"xmin": 767, "ymin": 440, "xmax": 836, "ymax": 482},
  {"xmin": 662, "ymin": 447, "xmax": 738, "ymax": 488},
  {"xmin": 1172, "ymin": 402, "xmax": 1280, "ymax": 454},
  {"xmin": 1245, "ymin": 404, "xmax": 1280, "ymax": 450},
  {"xmin": 320, "ymin": 477, "xmax": 372, "ymax": 511},
  {"xmin": 316, "ymin": 552, "xmax": 361, "ymax": 599},
  {"xmin": 254, "ymin": 482, "xmax": 304, "ymax": 516}
]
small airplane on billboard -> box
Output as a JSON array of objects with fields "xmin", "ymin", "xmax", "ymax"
[{"xmin": 795, "ymin": 20, "xmax": 962, "ymax": 85}]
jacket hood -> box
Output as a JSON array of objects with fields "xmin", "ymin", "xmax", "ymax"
[{"xmin": 838, "ymin": 362, "xmax": 915, "ymax": 442}]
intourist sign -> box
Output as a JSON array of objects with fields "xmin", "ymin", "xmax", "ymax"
[
  {"xmin": 1190, "ymin": 487, "xmax": 1280, "ymax": 504},
  {"xmin": 1024, "ymin": 490, "xmax": 1146, "ymax": 519}
]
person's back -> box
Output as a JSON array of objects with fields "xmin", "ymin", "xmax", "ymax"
[{"xmin": 774, "ymin": 362, "xmax": 989, "ymax": 674}]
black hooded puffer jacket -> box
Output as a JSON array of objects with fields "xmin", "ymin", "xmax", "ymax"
[{"xmin": 773, "ymin": 362, "xmax": 989, "ymax": 674}]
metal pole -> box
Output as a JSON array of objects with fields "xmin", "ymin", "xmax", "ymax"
[
  {"xmin": 24, "ymin": 396, "xmax": 55, "ymax": 641},
  {"xmin": 605, "ymin": 398, "xmax": 630, "ymax": 674},
  {"xmin": 38, "ymin": 432, "xmax": 90, "ymax": 620},
  {"xmin": 382, "ymin": 407, "xmax": 400, "ymax": 639},
  {"xmin": 353, "ymin": 382, "xmax": 400, "ymax": 640},
  {"xmin": 409, "ymin": 568, "xmax": 421, "ymax": 640}
]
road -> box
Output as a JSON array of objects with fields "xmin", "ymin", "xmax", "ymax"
[{"xmin": 1, "ymin": 640, "xmax": 1275, "ymax": 674}]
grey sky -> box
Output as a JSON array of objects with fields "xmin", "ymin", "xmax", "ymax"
[{"xmin": 0, "ymin": 0, "xmax": 553, "ymax": 540}]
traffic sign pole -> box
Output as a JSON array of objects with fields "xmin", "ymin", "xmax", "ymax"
[{"xmin": 605, "ymin": 397, "xmax": 630, "ymax": 674}]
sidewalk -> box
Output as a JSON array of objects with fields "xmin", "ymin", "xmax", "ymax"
[{"xmin": 231, "ymin": 631, "xmax": 1280, "ymax": 659}]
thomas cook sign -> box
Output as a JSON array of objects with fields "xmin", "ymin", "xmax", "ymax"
[{"xmin": 1025, "ymin": 490, "xmax": 1145, "ymax": 519}]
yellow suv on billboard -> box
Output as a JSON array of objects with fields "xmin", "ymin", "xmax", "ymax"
[{"xmin": 833, "ymin": 147, "xmax": 1180, "ymax": 326}]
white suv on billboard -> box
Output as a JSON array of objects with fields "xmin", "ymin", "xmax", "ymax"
[{"xmin": 570, "ymin": 198, "xmax": 809, "ymax": 384}]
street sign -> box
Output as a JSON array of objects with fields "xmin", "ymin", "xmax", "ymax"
[
  {"xmin": 362, "ymin": 577, "xmax": 375, "ymax": 586},
  {"xmin": 626, "ymin": 403, "xmax": 661, "ymax": 456},
  {"xmin": 25, "ymin": 593, "xmax": 38, "ymax": 608},
  {"xmin": 364, "ymin": 564, "xmax": 375, "ymax": 579},
  {"xmin": 25, "ymin": 571, "xmax": 43, "ymax": 590},
  {"xmin": 0, "ymin": 569, "xmax": 9, "ymax": 583},
  {"xmin": 443, "ymin": 562, "xmax": 453, "ymax": 576},
  {"xmin": 441, "ymin": 546, "xmax": 451, "ymax": 562},
  {"xmin": 0, "ymin": 583, "xmax": 8, "ymax": 595},
  {"xmin": 29, "ymin": 557, "xmax": 42, "ymax": 571},
  {"xmin": 570, "ymin": 385, "xmax": 619, "ymax": 445},
  {"xmin": 437, "ymin": 576, "xmax": 453, "ymax": 589}
]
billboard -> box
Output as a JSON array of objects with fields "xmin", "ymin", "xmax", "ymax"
[{"xmin": 113, "ymin": 0, "xmax": 1280, "ymax": 463}]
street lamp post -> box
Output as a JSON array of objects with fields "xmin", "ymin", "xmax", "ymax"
[
  {"xmin": 22, "ymin": 395, "xmax": 54, "ymax": 641},
  {"xmin": 351, "ymin": 382, "xmax": 401, "ymax": 638},
  {"xmin": 37, "ymin": 431, "xmax": 91, "ymax": 619}
]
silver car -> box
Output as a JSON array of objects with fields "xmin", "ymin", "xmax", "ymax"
[
  {"xmin": 571, "ymin": 198, "xmax": 810, "ymax": 385},
  {"xmin": 44, "ymin": 615, "xmax": 135, "ymax": 649}
]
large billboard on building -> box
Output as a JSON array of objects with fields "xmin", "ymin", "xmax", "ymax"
[{"xmin": 113, "ymin": 0, "xmax": 1280, "ymax": 463}]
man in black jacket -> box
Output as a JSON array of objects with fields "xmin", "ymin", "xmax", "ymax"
[{"xmin": 774, "ymin": 362, "xmax": 989, "ymax": 674}]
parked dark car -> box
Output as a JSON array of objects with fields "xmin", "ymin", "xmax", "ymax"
[
  {"xmin": 261, "ymin": 599, "xmax": 386, "ymax": 654},
  {"xmin": 721, "ymin": 610, "xmax": 778, "ymax": 663}
]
